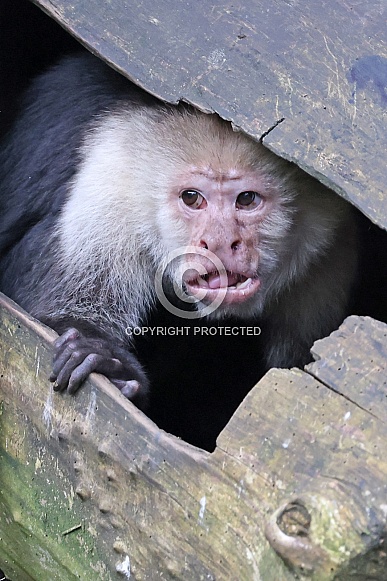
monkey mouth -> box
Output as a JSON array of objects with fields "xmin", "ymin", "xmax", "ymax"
[{"xmin": 184, "ymin": 271, "xmax": 260, "ymax": 304}]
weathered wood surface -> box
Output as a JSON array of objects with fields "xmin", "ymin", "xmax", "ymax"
[
  {"xmin": 31, "ymin": 0, "xmax": 387, "ymax": 229},
  {"xmin": 309, "ymin": 315, "xmax": 387, "ymax": 419},
  {"xmin": 1, "ymin": 294, "xmax": 387, "ymax": 580}
]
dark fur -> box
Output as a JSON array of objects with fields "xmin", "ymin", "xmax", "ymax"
[
  {"xmin": 0, "ymin": 53, "xmax": 155, "ymax": 282},
  {"xmin": 0, "ymin": 54, "xmax": 154, "ymax": 406}
]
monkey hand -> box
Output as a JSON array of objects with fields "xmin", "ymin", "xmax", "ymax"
[{"xmin": 49, "ymin": 328, "xmax": 149, "ymax": 408}]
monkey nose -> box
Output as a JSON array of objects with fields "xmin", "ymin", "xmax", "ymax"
[{"xmin": 199, "ymin": 239, "xmax": 242, "ymax": 253}]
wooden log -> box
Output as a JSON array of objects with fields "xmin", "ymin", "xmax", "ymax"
[
  {"xmin": 1, "ymin": 293, "xmax": 387, "ymax": 580},
  {"xmin": 30, "ymin": 0, "xmax": 387, "ymax": 229}
]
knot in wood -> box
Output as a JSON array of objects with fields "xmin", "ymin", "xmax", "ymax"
[
  {"xmin": 265, "ymin": 498, "xmax": 327, "ymax": 575},
  {"xmin": 277, "ymin": 500, "xmax": 311, "ymax": 538}
]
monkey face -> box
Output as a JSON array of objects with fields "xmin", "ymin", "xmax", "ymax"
[
  {"xmin": 57, "ymin": 103, "xmax": 343, "ymax": 325},
  {"xmin": 164, "ymin": 164, "xmax": 291, "ymax": 316}
]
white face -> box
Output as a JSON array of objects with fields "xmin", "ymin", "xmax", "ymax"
[{"xmin": 164, "ymin": 164, "xmax": 290, "ymax": 316}]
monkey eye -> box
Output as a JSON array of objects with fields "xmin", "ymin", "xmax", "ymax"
[
  {"xmin": 180, "ymin": 189, "xmax": 205, "ymax": 209},
  {"xmin": 236, "ymin": 191, "xmax": 262, "ymax": 210}
]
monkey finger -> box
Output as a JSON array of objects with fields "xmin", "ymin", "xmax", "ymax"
[
  {"xmin": 110, "ymin": 379, "xmax": 141, "ymax": 400},
  {"xmin": 51, "ymin": 343, "xmax": 84, "ymax": 380},
  {"xmin": 65, "ymin": 354, "xmax": 124, "ymax": 394},
  {"xmin": 52, "ymin": 340, "xmax": 115, "ymax": 378},
  {"xmin": 53, "ymin": 351, "xmax": 100, "ymax": 392},
  {"xmin": 54, "ymin": 328, "xmax": 81, "ymax": 350}
]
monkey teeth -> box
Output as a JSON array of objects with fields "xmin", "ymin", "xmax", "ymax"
[
  {"xmin": 229, "ymin": 277, "xmax": 252, "ymax": 290},
  {"xmin": 187, "ymin": 271, "xmax": 255, "ymax": 291},
  {"xmin": 185, "ymin": 271, "xmax": 260, "ymax": 304},
  {"xmin": 193, "ymin": 271, "xmax": 252, "ymax": 290}
]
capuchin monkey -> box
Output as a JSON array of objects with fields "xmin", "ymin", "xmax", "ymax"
[{"xmin": 0, "ymin": 52, "xmax": 358, "ymax": 410}]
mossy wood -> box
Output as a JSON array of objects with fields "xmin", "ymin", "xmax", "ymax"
[
  {"xmin": 31, "ymin": 0, "xmax": 387, "ymax": 229},
  {"xmin": 1, "ymin": 294, "xmax": 387, "ymax": 580}
]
